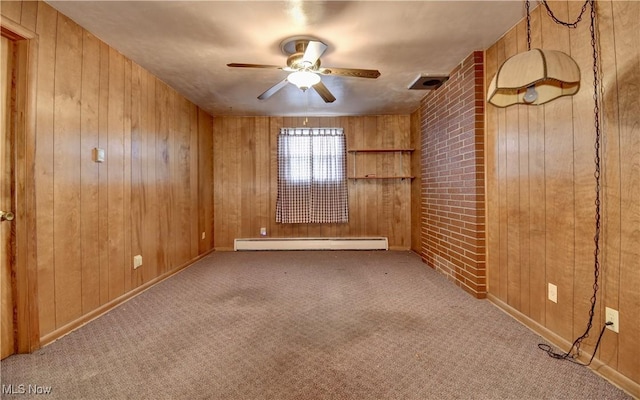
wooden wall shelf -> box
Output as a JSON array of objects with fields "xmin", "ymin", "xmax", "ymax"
[
  {"xmin": 348, "ymin": 148, "xmax": 414, "ymax": 153},
  {"xmin": 348, "ymin": 149, "xmax": 414, "ymax": 181},
  {"xmin": 348, "ymin": 176, "xmax": 415, "ymax": 180}
]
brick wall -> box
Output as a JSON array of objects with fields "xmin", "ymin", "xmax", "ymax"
[{"xmin": 419, "ymin": 51, "xmax": 486, "ymax": 298}]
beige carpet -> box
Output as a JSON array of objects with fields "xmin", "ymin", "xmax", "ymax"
[{"xmin": 0, "ymin": 251, "xmax": 631, "ymax": 399}]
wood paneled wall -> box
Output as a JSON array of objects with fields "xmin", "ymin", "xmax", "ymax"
[
  {"xmin": 213, "ymin": 115, "xmax": 412, "ymax": 250},
  {"xmin": 410, "ymin": 110, "xmax": 421, "ymax": 253},
  {"xmin": 1, "ymin": 1, "xmax": 214, "ymax": 341},
  {"xmin": 485, "ymin": 1, "xmax": 639, "ymax": 393}
]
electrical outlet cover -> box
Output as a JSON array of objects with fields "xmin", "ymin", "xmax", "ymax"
[{"xmin": 605, "ymin": 307, "xmax": 619, "ymax": 333}]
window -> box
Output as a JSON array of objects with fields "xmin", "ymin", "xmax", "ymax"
[{"xmin": 276, "ymin": 127, "xmax": 348, "ymax": 224}]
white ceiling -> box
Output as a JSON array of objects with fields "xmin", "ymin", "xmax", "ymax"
[{"xmin": 45, "ymin": 1, "xmax": 524, "ymax": 117}]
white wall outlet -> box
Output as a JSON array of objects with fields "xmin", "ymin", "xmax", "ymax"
[
  {"xmin": 133, "ymin": 255, "xmax": 143, "ymax": 269},
  {"xmin": 260, "ymin": 227, "xmax": 267, "ymax": 236},
  {"xmin": 605, "ymin": 307, "xmax": 619, "ymax": 333},
  {"xmin": 201, "ymin": 232, "xmax": 206, "ymax": 240},
  {"xmin": 548, "ymin": 283, "xmax": 558, "ymax": 303}
]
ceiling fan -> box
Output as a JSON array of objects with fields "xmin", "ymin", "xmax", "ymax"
[{"xmin": 227, "ymin": 36, "xmax": 381, "ymax": 103}]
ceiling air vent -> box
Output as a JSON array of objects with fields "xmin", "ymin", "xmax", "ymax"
[{"xmin": 408, "ymin": 75, "xmax": 449, "ymax": 90}]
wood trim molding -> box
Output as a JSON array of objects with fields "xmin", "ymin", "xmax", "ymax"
[
  {"xmin": 1, "ymin": 17, "xmax": 36, "ymax": 40},
  {"xmin": 1, "ymin": 19, "xmax": 40, "ymax": 353},
  {"xmin": 40, "ymin": 249, "xmax": 215, "ymax": 346}
]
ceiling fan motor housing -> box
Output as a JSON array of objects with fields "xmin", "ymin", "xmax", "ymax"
[{"xmin": 287, "ymin": 53, "xmax": 321, "ymax": 71}]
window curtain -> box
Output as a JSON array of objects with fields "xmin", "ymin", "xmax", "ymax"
[{"xmin": 276, "ymin": 127, "xmax": 348, "ymax": 224}]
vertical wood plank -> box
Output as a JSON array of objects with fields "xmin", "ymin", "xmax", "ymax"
[
  {"xmin": 218, "ymin": 116, "xmax": 230, "ymax": 245},
  {"xmin": 130, "ymin": 62, "xmax": 144, "ymax": 288},
  {"xmin": 568, "ymin": 0, "xmax": 601, "ymax": 356},
  {"xmin": 515, "ymin": 19, "xmax": 531, "ymax": 316},
  {"xmin": 155, "ymin": 81, "xmax": 171, "ymax": 274},
  {"xmin": 52, "ymin": 14, "xmax": 83, "ymax": 327},
  {"xmin": 613, "ymin": 0, "xmax": 640, "ymax": 383},
  {"xmin": 1, "ymin": 35, "xmax": 15, "ymax": 359},
  {"xmin": 364, "ymin": 116, "xmax": 378, "ymax": 236},
  {"xmin": 174, "ymin": 95, "xmax": 191, "ymax": 265},
  {"xmin": 212, "ymin": 116, "xmax": 224, "ymax": 248},
  {"xmin": 123, "ymin": 58, "xmax": 132, "ymax": 293},
  {"xmin": 526, "ymin": 4, "xmax": 547, "ymax": 326},
  {"xmin": 598, "ymin": 0, "xmax": 621, "ymax": 368},
  {"xmin": 410, "ymin": 110, "xmax": 421, "ymax": 251},
  {"xmin": 107, "ymin": 48, "xmax": 125, "ymax": 300},
  {"xmin": 143, "ymin": 72, "xmax": 158, "ymax": 283},
  {"xmin": 495, "ymin": 37, "xmax": 509, "ymax": 301},
  {"xmin": 270, "ymin": 117, "xmax": 284, "ymax": 240},
  {"xmin": 34, "ymin": 2, "xmax": 57, "ymax": 335},
  {"xmin": 240, "ymin": 117, "xmax": 254, "ymax": 238},
  {"xmin": 352, "ymin": 117, "xmax": 366, "ymax": 237},
  {"xmin": 189, "ymin": 103, "xmax": 199, "ymax": 258},
  {"xmin": 542, "ymin": 0, "xmax": 575, "ymax": 341},
  {"xmin": 97, "ymin": 41, "xmax": 109, "ymax": 305},
  {"xmin": 79, "ymin": 30, "xmax": 100, "ymax": 314},
  {"xmin": 503, "ymin": 27, "xmax": 521, "ymax": 310},
  {"xmin": 11, "ymin": 16, "xmax": 40, "ymax": 353},
  {"xmin": 255, "ymin": 116, "xmax": 270, "ymax": 238},
  {"xmin": 198, "ymin": 109, "xmax": 214, "ymax": 253},
  {"xmin": 485, "ymin": 43, "xmax": 500, "ymax": 295},
  {"xmin": 18, "ymin": 1, "xmax": 37, "ymax": 32},
  {"xmin": 229, "ymin": 117, "xmax": 240, "ymax": 242}
]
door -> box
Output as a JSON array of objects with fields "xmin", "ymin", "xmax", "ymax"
[{"xmin": 1, "ymin": 35, "xmax": 16, "ymax": 360}]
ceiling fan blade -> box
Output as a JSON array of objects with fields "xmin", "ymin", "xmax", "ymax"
[
  {"xmin": 318, "ymin": 67, "xmax": 381, "ymax": 79},
  {"xmin": 301, "ymin": 40, "xmax": 328, "ymax": 66},
  {"xmin": 312, "ymin": 81, "xmax": 336, "ymax": 103},
  {"xmin": 227, "ymin": 63, "xmax": 284, "ymax": 70},
  {"xmin": 258, "ymin": 79, "xmax": 289, "ymax": 100}
]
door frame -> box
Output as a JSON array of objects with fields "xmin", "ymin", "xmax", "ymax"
[{"xmin": 1, "ymin": 18, "xmax": 39, "ymax": 353}]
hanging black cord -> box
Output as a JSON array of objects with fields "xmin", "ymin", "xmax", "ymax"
[
  {"xmin": 538, "ymin": 322, "xmax": 611, "ymax": 366},
  {"xmin": 526, "ymin": 0, "xmax": 531, "ymax": 51},
  {"xmin": 541, "ymin": 0, "xmax": 590, "ymax": 28},
  {"xmin": 537, "ymin": 0, "xmax": 607, "ymax": 365}
]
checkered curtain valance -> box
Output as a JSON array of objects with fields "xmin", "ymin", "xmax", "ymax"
[{"xmin": 276, "ymin": 127, "xmax": 348, "ymax": 224}]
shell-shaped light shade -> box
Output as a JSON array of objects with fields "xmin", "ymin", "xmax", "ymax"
[{"xmin": 487, "ymin": 48, "xmax": 580, "ymax": 107}]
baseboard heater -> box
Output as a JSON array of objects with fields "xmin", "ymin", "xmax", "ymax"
[{"xmin": 234, "ymin": 237, "xmax": 388, "ymax": 251}]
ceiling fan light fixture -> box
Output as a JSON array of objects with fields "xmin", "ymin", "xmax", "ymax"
[
  {"xmin": 287, "ymin": 70, "xmax": 321, "ymax": 91},
  {"xmin": 487, "ymin": 48, "xmax": 580, "ymax": 107}
]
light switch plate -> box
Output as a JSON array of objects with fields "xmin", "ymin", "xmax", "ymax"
[
  {"xmin": 548, "ymin": 283, "xmax": 558, "ymax": 303},
  {"xmin": 93, "ymin": 147, "xmax": 105, "ymax": 163},
  {"xmin": 133, "ymin": 255, "xmax": 142, "ymax": 269}
]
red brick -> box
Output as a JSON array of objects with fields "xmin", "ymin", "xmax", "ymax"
[{"xmin": 419, "ymin": 51, "xmax": 486, "ymax": 298}]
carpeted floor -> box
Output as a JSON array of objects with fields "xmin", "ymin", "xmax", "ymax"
[{"xmin": 0, "ymin": 251, "xmax": 632, "ymax": 399}]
